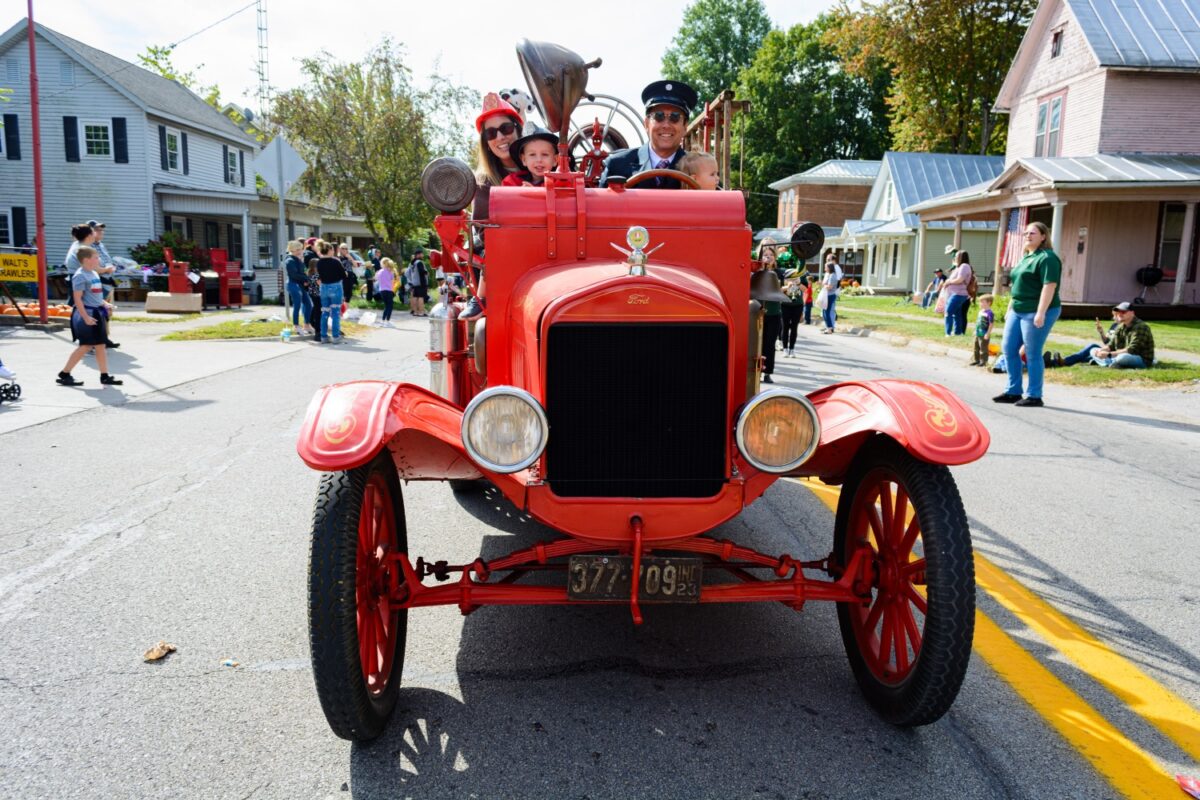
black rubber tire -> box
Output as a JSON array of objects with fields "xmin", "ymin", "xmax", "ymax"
[
  {"xmin": 833, "ymin": 436, "xmax": 975, "ymax": 727},
  {"xmin": 308, "ymin": 452, "xmax": 408, "ymax": 741}
]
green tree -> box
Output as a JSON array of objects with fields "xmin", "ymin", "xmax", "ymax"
[
  {"xmin": 662, "ymin": 0, "xmax": 772, "ymax": 105},
  {"xmin": 137, "ymin": 45, "xmax": 221, "ymax": 106},
  {"xmin": 828, "ymin": 0, "xmax": 1036, "ymax": 154},
  {"xmin": 270, "ymin": 40, "xmax": 474, "ymax": 257},
  {"xmin": 737, "ymin": 16, "xmax": 893, "ymax": 229}
]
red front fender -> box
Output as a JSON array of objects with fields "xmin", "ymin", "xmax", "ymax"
[
  {"xmin": 296, "ymin": 381, "xmax": 481, "ymax": 482},
  {"xmin": 794, "ymin": 379, "xmax": 990, "ymax": 482}
]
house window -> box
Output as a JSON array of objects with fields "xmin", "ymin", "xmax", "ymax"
[
  {"xmin": 60, "ymin": 60, "xmax": 74, "ymax": 85},
  {"xmin": 1051, "ymin": 29, "xmax": 1063, "ymax": 58},
  {"xmin": 226, "ymin": 149, "xmax": 239, "ymax": 183},
  {"xmin": 882, "ymin": 182, "xmax": 896, "ymax": 218},
  {"xmin": 164, "ymin": 128, "xmax": 181, "ymax": 172},
  {"xmin": 0, "ymin": 208, "xmax": 11, "ymax": 246},
  {"xmin": 204, "ymin": 221, "xmax": 220, "ymax": 249},
  {"xmin": 82, "ymin": 121, "xmax": 111, "ymax": 157},
  {"xmin": 230, "ymin": 224, "xmax": 243, "ymax": 260},
  {"xmin": 170, "ymin": 218, "xmax": 185, "ymax": 237},
  {"xmin": 255, "ymin": 223, "xmax": 274, "ymax": 267},
  {"xmin": 1034, "ymin": 92, "xmax": 1065, "ymax": 157},
  {"xmin": 5, "ymin": 58, "xmax": 17, "ymax": 84},
  {"xmin": 1157, "ymin": 202, "xmax": 1187, "ymax": 279},
  {"xmin": 890, "ymin": 242, "xmax": 900, "ymax": 277}
]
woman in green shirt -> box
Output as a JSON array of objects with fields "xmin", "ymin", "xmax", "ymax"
[{"xmin": 995, "ymin": 221, "xmax": 1062, "ymax": 407}]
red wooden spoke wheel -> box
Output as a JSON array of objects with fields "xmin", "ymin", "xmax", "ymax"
[
  {"xmin": 834, "ymin": 437, "xmax": 975, "ymax": 727},
  {"xmin": 309, "ymin": 452, "xmax": 409, "ymax": 741}
]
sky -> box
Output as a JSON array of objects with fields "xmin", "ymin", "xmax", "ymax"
[{"xmin": 6, "ymin": 0, "xmax": 835, "ymax": 134}]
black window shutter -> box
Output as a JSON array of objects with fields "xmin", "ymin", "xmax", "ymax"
[
  {"xmin": 12, "ymin": 207, "xmax": 27, "ymax": 247},
  {"xmin": 158, "ymin": 125, "xmax": 168, "ymax": 170},
  {"xmin": 164, "ymin": 215, "xmax": 172, "ymax": 233},
  {"xmin": 3, "ymin": 114, "xmax": 20, "ymax": 160},
  {"xmin": 227, "ymin": 223, "xmax": 235, "ymax": 254},
  {"xmin": 111, "ymin": 117, "xmax": 127, "ymax": 163},
  {"xmin": 181, "ymin": 132, "xmax": 189, "ymax": 175},
  {"xmin": 222, "ymin": 144, "xmax": 230, "ymax": 183},
  {"xmin": 63, "ymin": 116, "xmax": 79, "ymax": 162},
  {"xmin": 185, "ymin": 218, "xmax": 193, "ymax": 241},
  {"xmin": 239, "ymin": 150, "xmax": 245, "ymax": 187}
]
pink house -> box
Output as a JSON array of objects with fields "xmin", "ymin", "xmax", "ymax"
[{"xmin": 909, "ymin": 0, "xmax": 1200, "ymax": 309}]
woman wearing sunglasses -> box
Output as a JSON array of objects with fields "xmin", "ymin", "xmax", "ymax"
[{"xmin": 475, "ymin": 92, "xmax": 525, "ymax": 186}]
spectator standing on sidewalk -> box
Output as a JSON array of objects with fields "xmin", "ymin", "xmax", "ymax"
[
  {"xmin": 994, "ymin": 221, "xmax": 1061, "ymax": 408},
  {"xmin": 819, "ymin": 255, "xmax": 842, "ymax": 334},
  {"xmin": 406, "ymin": 249, "xmax": 429, "ymax": 317},
  {"xmin": 970, "ymin": 294, "xmax": 994, "ymax": 366},
  {"xmin": 284, "ymin": 240, "xmax": 314, "ymax": 335},
  {"xmin": 316, "ymin": 241, "xmax": 346, "ymax": 343},
  {"xmin": 338, "ymin": 243, "xmax": 359, "ymax": 300},
  {"xmin": 57, "ymin": 246, "xmax": 121, "ymax": 387},
  {"xmin": 375, "ymin": 257, "xmax": 399, "ymax": 326},
  {"xmin": 88, "ymin": 220, "xmax": 117, "ymax": 301},
  {"xmin": 780, "ymin": 268, "xmax": 805, "ymax": 357},
  {"xmin": 1050, "ymin": 302, "xmax": 1154, "ymax": 369},
  {"xmin": 942, "ymin": 250, "xmax": 973, "ymax": 336}
]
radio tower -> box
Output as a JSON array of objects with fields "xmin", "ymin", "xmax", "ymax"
[{"xmin": 255, "ymin": 0, "xmax": 270, "ymax": 119}]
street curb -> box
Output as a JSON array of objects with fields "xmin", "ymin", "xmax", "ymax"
[{"xmin": 840, "ymin": 325, "xmax": 975, "ymax": 361}]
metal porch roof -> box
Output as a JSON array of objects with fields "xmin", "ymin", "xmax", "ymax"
[{"xmin": 885, "ymin": 152, "xmax": 1006, "ymax": 228}]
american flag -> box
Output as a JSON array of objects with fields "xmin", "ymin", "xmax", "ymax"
[{"xmin": 1000, "ymin": 207, "xmax": 1028, "ymax": 269}]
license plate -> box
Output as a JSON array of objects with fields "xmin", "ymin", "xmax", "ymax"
[{"xmin": 567, "ymin": 555, "xmax": 702, "ymax": 603}]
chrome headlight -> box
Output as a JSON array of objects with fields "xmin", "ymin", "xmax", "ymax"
[
  {"xmin": 420, "ymin": 157, "xmax": 477, "ymax": 213},
  {"xmin": 735, "ymin": 388, "xmax": 820, "ymax": 473},
  {"xmin": 461, "ymin": 387, "xmax": 549, "ymax": 473}
]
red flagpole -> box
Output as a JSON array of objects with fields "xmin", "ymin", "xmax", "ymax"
[{"xmin": 27, "ymin": 0, "xmax": 48, "ymax": 324}]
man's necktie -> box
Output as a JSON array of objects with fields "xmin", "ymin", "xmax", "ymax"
[{"xmin": 654, "ymin": 158, "xmax": 670, "ymax": 187}]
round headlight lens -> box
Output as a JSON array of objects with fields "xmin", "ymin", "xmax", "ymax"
[
  {"xmin": 420, "ymin": 157, "xmax": 477, "ymax": 213},
  {"xmin": 461, "ymin": 387, "xmax": 549, "ymax": 473},
  {"xmin": 735, "ymin": 388, "xmax": 820, "ymax": 473}
]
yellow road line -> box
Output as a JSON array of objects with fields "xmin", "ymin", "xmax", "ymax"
[
  {"xmin": 976, "ymin": 553, "xmax": 1200, "ymax": 763},
  {"xmin": 793, "ymin": 478, "xmax": 1185, "ymax": 798}
]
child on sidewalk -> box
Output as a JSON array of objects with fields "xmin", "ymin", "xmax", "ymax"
[
  {"xmin": 57, "ymin": 246, "xmax": 122, "ymax": 387},
  {"xmin": 678, "ymin": 151, "xmax": 720, "ymax": 190},
  {"xmin": 970, "ymin": 294, "xmax": 994, "ymax": 366}
]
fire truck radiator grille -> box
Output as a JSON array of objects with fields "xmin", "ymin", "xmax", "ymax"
[{"xmin": 546, "ymin": 323, "xmax": 728, "ymax": 498}]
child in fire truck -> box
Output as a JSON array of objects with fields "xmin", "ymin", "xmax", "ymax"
[{"xmin": 501, "ymin": 126, "xmax": 559, "ymax": 187}]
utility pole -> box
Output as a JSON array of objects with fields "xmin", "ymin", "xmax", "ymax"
[{"xmin": 26, "ymin": 0, "xmax": 48, "ymax": 323}]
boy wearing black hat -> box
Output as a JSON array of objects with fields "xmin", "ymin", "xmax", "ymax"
[
  {"xmin": 502, "ymin": 126, "xmax": 559, "ymax": 187},
  {"xmin": 600, "ymin": 79, "xmax": 699, "ymax": 189}
]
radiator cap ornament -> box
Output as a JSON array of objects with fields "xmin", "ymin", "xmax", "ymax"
[{"xmin": 611, "ymin": 226, "xmax": 663, "ymax": 276}]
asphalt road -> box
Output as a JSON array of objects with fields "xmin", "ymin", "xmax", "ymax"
[{"xmin": 1, "ymin": 318, "xmax": 1197, "ymax": 799}]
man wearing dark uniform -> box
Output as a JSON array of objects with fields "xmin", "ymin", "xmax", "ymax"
[{"xmin": 600, "ymin": 80, "xmax": 699, "ymax": 189}]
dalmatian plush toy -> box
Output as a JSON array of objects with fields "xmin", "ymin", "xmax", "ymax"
[{"xmin": 498, "ymin": 88, "xmax": 539, "ymax": 125}]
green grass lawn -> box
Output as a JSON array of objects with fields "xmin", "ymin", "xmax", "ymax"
[
  {"xmin": 161, "ymin": 320, "xmax": 367, "ymax": 341},
  {"xmin": 836, "ymin": 295, "xmax": 1200, "ymax": 387},
  {"xmin": 116, "ymin": 313, "xmax": 202, "ymax": 323}
]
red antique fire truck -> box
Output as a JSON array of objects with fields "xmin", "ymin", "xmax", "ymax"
[{"xmin": 297, "ymin": 41, "xmax": 989, "ymax": 741}]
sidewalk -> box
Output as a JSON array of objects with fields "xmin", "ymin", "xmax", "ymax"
[{"xmin": 0, "ymin": 303, "xmax": 422, "ymax": 435}]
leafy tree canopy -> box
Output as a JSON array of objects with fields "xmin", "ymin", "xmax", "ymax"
[
  {"xmin": 828, "ymin": 0, "xmax": 1036, "ymax": 154},
  {"xmin": 662, "ymin": 0, "xmax": 772, "ymax": 105},
  {"xmin": 270, "ymin": 39, "xmax": 474, "ymax": 256},
  {"xmin": 737, "ymin": 15, "xmax": 892, "ymax": 228}
]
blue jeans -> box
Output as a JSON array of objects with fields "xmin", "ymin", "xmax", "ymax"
[
  {"xmin": 1002, "ymin": 306, "xmax": 1061, "ymax": 398},
  {"xmin": 1063, "ymin": 344, "xmax": 1099, "ymax": 366},
  {"xmin": 320, "ymin": 284, "xmax": 343, "ymax": 339},
  {"xmin": 288, "ymin": 282, "xmax": 313, "ymax": 326},
  {"xmin": 944, "ymin": 294, "xmax": 969, "ymax": 335},
  {"xmin": 1063, "ymin": 344, "xmax": 1147, "ymax": 369},
  {"xmin": 822, "ymin": 293, "xmax": 838, "ymax": 329}
]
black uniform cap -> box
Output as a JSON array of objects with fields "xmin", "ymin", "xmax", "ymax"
[{"xmin": 641, "ymin": 80, "xmax": 698, "ymax": 116}]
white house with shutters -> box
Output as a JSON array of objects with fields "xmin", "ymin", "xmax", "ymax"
[{"xmin": 0, "ymin": 19, "xmax": 259, "ymax": 269}]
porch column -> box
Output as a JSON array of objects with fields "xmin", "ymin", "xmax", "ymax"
[
  {"xmin": 952, "ymin": 216, "xmax": 962, "ymax": 251},
  {"xmin": 1173, "ymin": 202, "xmax": 1196, "ymax": 305},
  {"xmin": 242, "ymin": 208, "xmax": 252, "ymax": 269},
  {"xmin": 1051, "ymin": 201, "xmax": 1067, "ymax": 254},
  {"xmin": 866, "ymin": 242, "xmax": 875, "ymax": 284},
  {"xmin": 914, "ymin": 221, "xmax": 927, "ymax": 295}
]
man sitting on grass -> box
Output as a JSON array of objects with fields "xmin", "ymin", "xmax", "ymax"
[{"xmin": 1048, "ymin": 302, "xmax": 1154, "ymax": 369}]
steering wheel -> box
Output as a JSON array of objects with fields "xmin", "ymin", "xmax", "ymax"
[{"xmin": 624, "ymin": 169, "xmax": 700, "ymax": 190}]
